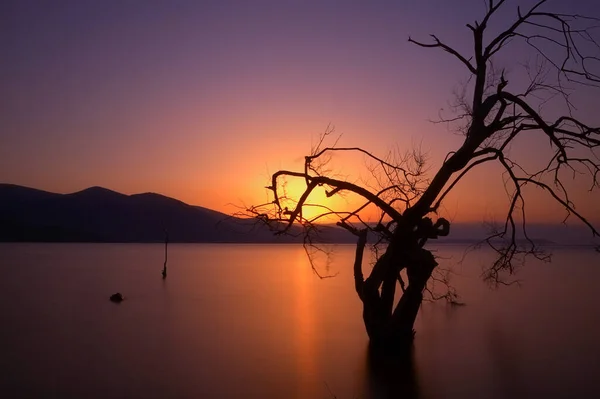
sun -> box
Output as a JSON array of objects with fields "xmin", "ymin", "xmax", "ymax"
[
  {"xmin": 278, "ymin": 177, "xmax": 343, "ymax": 223},
  {"xmin": 273, "ymin": 173, "xmax": 384, "ymax": 225}
]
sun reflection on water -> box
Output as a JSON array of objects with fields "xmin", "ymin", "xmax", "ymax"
[{"xmin": 292, "ymin": 247, "xmax": 318, "ymax": 398}]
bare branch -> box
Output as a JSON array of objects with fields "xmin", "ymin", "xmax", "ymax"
[{"xmin": 409, "ymin": 35, "xmax": 477, "ymax": 74}]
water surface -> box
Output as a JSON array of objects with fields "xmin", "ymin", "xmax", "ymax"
[{"xmin": 1, "ymin": 243, "xmax": 599, "ymax": 398}]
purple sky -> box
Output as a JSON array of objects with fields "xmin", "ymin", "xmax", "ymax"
[{"xmin": 2, "ymin": 0, "xmax": 599, "ymax": 223}]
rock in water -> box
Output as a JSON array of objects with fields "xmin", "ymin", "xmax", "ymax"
[{"xmin": 110, "ymin": 292, "xmax": 124, "ymax": 303}]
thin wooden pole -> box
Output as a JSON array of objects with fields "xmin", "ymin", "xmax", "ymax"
[{"xmin": 162, "ymin": 229, "xmax": 168, "ymax": 279}]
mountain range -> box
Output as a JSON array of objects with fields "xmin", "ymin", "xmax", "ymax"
[
  {"xmin": 0, "ymin": 184, "xmax": 347, "ymax": 243},
  {"xmin": 0, "ymin": 184, "xmax": 597, "ymax": 245}
]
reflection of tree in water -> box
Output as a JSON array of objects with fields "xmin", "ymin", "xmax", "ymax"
[{"xmin": 362, "ymin": 345, "xmax": 420, "ymax": 399}]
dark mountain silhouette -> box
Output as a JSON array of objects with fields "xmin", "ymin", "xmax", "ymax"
[
  {"xmin": 0, "ymin": 183, "xmax": 595, "ymax": 245},
  {"xmin": 0, "ymin": 184, "xmax": 351, "ymax": 243}
]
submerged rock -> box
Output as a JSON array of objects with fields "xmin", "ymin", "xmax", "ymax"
[{"xmin": 109, "ymin": 292, "xmax": 124, "ymax": 303}]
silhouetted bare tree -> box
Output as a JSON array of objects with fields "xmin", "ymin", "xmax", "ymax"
[{"xmin": 246, "ymin": 0, "xmax": 600, "ymax": 350}]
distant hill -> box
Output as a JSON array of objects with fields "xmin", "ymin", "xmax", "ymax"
[
  {"xmin": 0, "ymin": 184, "xmax": 317, "ymax": 243},
  {"xmin": 0, "ymin": 183, "xmax": 596, "ymax": 245}
]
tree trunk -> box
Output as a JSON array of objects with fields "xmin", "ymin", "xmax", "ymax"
[{"xmin": 355, "ymin": 234, "xmax": 437, "ymax": 353}]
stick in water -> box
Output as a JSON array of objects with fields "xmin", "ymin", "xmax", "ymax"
[{"xmin": 162, "ymin": 229, "xmax": 168, "ymax": 279}]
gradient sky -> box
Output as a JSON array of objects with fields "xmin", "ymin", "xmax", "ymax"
[{"xmin": 2, "ymin": 0, "xmax": 599, "ymax": 223}]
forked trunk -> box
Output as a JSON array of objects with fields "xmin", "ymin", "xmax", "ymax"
[
  {"xmin": 354, "ymin": 231, "xmax": 437, "ymax": 352},
  {"xmin": 365, "ymin": 259, "xmax": 435, "ymax": 351}
]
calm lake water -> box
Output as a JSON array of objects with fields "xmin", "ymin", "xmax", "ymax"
[{"xmin": 1, "ymin": 243, "xmax": 599, "ymax": 399}]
